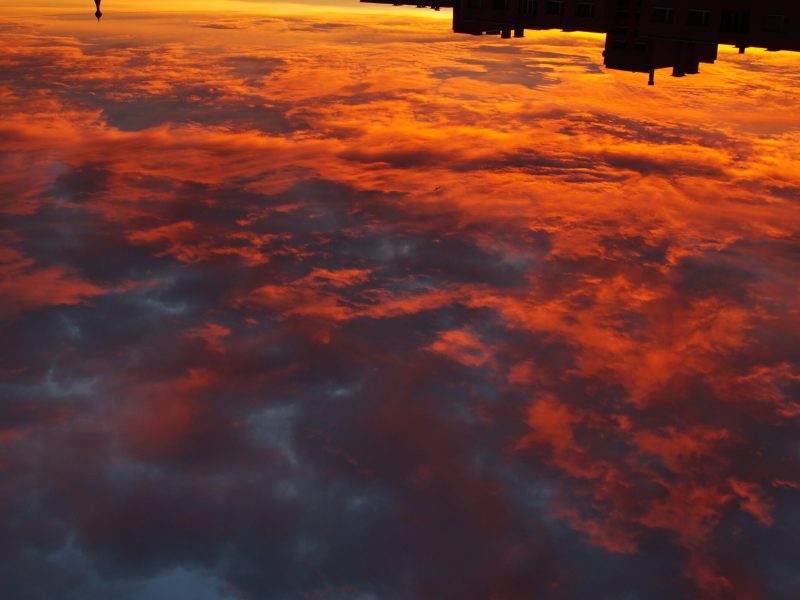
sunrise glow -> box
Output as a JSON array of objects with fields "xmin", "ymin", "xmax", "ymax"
[{"xmin": 1, "ymin": 1, "xmax": 799, "ymax": 598}]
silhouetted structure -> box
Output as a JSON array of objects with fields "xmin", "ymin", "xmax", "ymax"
[
  {"xmin": 94, "ymin": 0, "xmax": 102, "ymax": 21},
  {"xmin": 364, "ymin": 0, "xmax": 450, "ymax": 9},
  {"xmin": 362, "ymin": 0, "xmax": 800, "ymax": 83}
]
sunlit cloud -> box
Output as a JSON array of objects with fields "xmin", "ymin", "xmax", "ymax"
[{"xmin": 1, "ymin": 3, "xmax": 799, "ymax": 599}]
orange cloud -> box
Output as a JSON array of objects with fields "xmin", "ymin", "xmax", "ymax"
[
  {"xmin": 0, "ymin": 250, "xmax": 105, "ymax": 318},
  {"xmin": 1, "ymin": 5, "xmax": 799, "ymax": 598}
]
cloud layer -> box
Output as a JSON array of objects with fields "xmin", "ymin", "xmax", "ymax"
[{"xmin": 1, "ymin": 4, "xmax": 800, "ymax": 599}]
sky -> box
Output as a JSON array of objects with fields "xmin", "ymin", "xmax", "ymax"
[{"xmin": 1, "ymin": 2, "xmax": 800, "ymax": 599}]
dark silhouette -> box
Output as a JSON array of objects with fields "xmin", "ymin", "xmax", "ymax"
[
  {"xmin": 363, "ymin": 0, "xmax": 800, "ymax": 83},
  {"xmin": 94, "ymin": 0, "xmax": 102, "ymax": 21}
]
